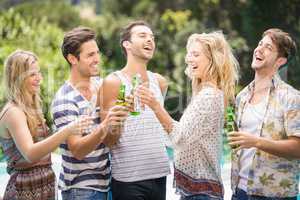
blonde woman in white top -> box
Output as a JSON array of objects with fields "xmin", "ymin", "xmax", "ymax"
[{"xmin": 137, "ymin": 31, "xmax": 239, "ymax": 200}]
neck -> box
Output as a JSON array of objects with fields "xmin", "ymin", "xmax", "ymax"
[
  {"xmin": 254, "ymin": 70, "xmax": 275, "ymax": 88},
  {"xmin": 69, "ymin": 66, "xmax": 93, "ymax": 101},
  {"xmin": 199, "ymin": 75, "xmax": 218, "ymax": 88},
  {"xmin": 253, "ymin": 73, "xmax": 273, "ymax": 96},
  {"xmin": 122, "ymin": 56, "xmax": 148, "ymax": 78},
  {"xmin": 202, "ymin": 80, "xmax": 217, "ymax": 87},
  {"xmin": 69, "ymin": 66, "xmax": 91, "ymax": 88},
  {"xmin": 254, "ymin": 63, "xmax": 278, "ymax": 81},
  {"xmin": 192, "ymin": 79, "xmax": 218, "ymax": 97}
]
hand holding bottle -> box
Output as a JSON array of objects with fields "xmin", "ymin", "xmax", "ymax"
[
  {"xmin": 63, "ymin": 116, "xmax": 94, "ymax": 136},
  {"xmin": 130, "ymin": 74, "xmax": 142, "ymax": 116},
  {"xmin": 136, "ymin": 83, "xmax": 160, "ymax": 111},
  {"xmin": 116, "ymin": 84, "xmax": 134, "ymax": 112},
  {"xmin": 102, "ymin": 104, "xmax": 129, "ymax": 133}
]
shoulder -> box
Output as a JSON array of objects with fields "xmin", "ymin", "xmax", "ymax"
[
  {"xmin": 236, "ymin": 85, "xmax": 249, "ymax": 104},
  {"xmin": 0, "ymin": 105, "xmax": 28, "ymax": 138},
  {"xmin": 193, "ymin": 87, "xmax": 224, "ymax": 105},
  {"xmin": 200, "ymin": 86, "xmax": 223, "ymax": 97},
  {"xmin": 102, "ymin": 73, "xmax": 122, "ymax": 88},
  {"xmin": 1, "ymin": 104, "xmax": 26, "ymax": 124},
  {"xmin": 236, "ymin": 85, "xmax": 249, "ymax": 99},
  {"xmin": 91, "ymin": 76, "xmax": 103, "ymax": 88},
  {"xmin": 276, "ymin": 82, "xmax": 300, "ymax": 109},
  {"xmin": 53, "ymin": 82, "xmax": 75, "ymax": 102},
  {"xmin": 153, "ymin": 72, "xmax": 168, "ymax": 92},
  {"xmin": 98, "ymin": 72, "xmax": 122, "ymax": 104},
  {"xmin": 198, "ymin": 87, "xmax": 224, "ymax": 106},
  {"xmin": 51, "ymin": 85, "xmax": 78, "ymax": 113},
  {"xmin": 52, "ymin": 84, "xmax": 77, "ymax": 108},
  {"xmin": 191, "ymin": 88, "xmax": 224, "ymax": 113}
]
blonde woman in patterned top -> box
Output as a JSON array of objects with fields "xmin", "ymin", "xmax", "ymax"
[
  {"xmin": 137, "ymin": 31, "xmax": 239, "ymax": 200},
  {"xmin": 0, "ymin": 50, "xmax": 92, "ymax": 200}
]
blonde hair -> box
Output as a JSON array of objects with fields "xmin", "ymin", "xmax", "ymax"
[
  {"xmin": 186, "ymin": 31, "xmax": 239, "ymax": 105},
  {"xmin": 4, "ymin": 50, "xmax": 44, "ymax": 134}
]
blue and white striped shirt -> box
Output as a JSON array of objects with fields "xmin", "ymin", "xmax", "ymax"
[{"xmin": 51, "ymin": 77, "xmax": 110, "ymax": 192}]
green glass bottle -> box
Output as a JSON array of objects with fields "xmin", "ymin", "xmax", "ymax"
[
  {"xmin": 226, "ymin": 106, "xmax": 237, "ymax": 132},
  {"xmin": 130, "ymin": 74, "xmax": 141, "ymax": 116},
  {"xmin": 116, "ymin": 84, "xmax": 127, "ymax": 106},
  {"xmin": 0, "ymin": 146, "xmax": 4, "ymax": 161},
  {"xmin": 225, "ymin": 105, "xmax": 238, "ymax": 148}
]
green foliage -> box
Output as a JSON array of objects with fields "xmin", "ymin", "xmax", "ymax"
[
  {"xmin": 0, "ymin": 7, "xmax": 68, "ymax": 126},
  {"xmin": 0, "ymin": 0, "xmax": 299, "ymax": 126},
  {"xmin": 237, "ymin": 0, "xmax": 300, "ymax": 86},
  {"xmin": 88, "ymin": 13, "xmax": 132, "ymax": 74},
  {"xmin": 12, "ymin": 0, "xmax": 83, "ymax": 30}
]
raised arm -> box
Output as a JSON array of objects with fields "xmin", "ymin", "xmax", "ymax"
[
  {"xmin": 98, "ymin": 74, "xmax": 127, "ymax": 147},
  {"xmin": 3, "ymin": 106, "xmax": 91, "ymax": 163},
  {"xmin": 138, "ymin": 87, "xmax": 224, "ymax": 146},
  {"xmin": 52, "ymin": 97, "xmax": 128, "ymax": 160},
  {"xmin": 229, "ymin": 91, "xmax": 300, "ymax": 159},
  {"xmin": 137, "ymin": 84, "xmax": 174, "ymax": 133}
]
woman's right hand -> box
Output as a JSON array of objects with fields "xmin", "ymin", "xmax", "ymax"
[
  {"xmin": 64, "ymin": 116, "xmax": 94, "ymax": 136},
  {"xmin": 136, "ymin": 84, "xmax": 160, "ymax": 111}
]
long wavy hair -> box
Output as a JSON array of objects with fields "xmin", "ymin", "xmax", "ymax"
[
  {"xmin": 4, "ymin": 50, "xmax": 44, "ymax": 134},
  {"xmin": 185, "ymin": 31, "xmax": 239, "ymax": 106}
]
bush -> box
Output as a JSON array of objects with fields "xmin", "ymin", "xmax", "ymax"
[{"xmin": 0, "ymin": 8, "xmax": 68, "ymax": 127}]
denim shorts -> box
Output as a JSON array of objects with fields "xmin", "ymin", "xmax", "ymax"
[{"xmin": 61, "ymin": 188, "xmax": 108, "ymax": 200}]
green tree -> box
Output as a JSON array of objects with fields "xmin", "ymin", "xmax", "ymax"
[{"xmin": 0, "ymin": 8, "xmax": 68, "ymax": 126}]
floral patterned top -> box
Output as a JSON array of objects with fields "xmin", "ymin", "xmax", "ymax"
[
  {"xmin": 169, "ymin": 86, "xmax": 224, "ymax": 198},
  {"xmin": 231, "ymin": 74, "xmax": 300, "ymax": 197}
]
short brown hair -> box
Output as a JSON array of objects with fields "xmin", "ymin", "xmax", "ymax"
[
  {"xmin": 120, "ymin": 20, "xmax": 151, "ymax": 57},
  {"xmin": 62, "ymin": 27, "xmax": 96, "ymax": 64},
  {"xmin": 263, "ymin": 28, "xmax": 297, "ymax": 60}
]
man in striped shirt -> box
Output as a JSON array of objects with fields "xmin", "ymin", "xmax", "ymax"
[
  {"xmin": 51, "ymin": 27, "xmax": 129, "ymax": 200},
  {"xmin": 99, "ymin": 21, "xmax": 170, "ymax": 200}
]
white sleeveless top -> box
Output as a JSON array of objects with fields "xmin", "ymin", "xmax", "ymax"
[{"xmin": 111, "ymin": 71, "xmax": 170, "ymax": 182}]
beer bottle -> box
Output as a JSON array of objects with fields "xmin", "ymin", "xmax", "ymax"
[
  {"xmin": 130, "ymin": 74, "xmax": 141, "ymax": 116},
  {"xmin": 225, "ymin": 105, "xmax": 238, "ymax": 148},
  {"xmin": 226, "ymin": 106, "xmax": 237, "ymax": 132},
  {"xmin": 116, "ymin": 84, "xmax": 127, "ymax": 106}
]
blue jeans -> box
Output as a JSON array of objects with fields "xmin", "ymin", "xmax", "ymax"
[
  {"xmin": 180, "ymin": 194, "xmax": 223, "ymax": 200},
  {"xmin": 231, "ymin": 188, "xmax": 297, "ymax": 200},
  {"xmin": 61, "ymin": 188, "xmax": 108, "ymax": 200}
]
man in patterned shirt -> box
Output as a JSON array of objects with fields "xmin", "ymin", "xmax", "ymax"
[{"xmin": 229, "ymin": 28, "xmax": 300, "ymax": 199}]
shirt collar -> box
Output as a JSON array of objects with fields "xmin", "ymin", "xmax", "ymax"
[{"xmin": 246, "ymin": 73, "xmax": 282, "ymax": 94}]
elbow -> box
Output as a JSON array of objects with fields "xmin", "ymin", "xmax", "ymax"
[
  {"xmin": 21, "ymin": 148, "xmax": 39, "ymax": 163},
  {"xmin": 293, "ymin": 152, "xmax": 300, "ymax": 159},
  {"xmin": 70, "ymin": 149, "xmax": 85, "ymax": 160},
  {"xmin": 24, "ymin": 153, "xmax": 39, "ymax": 163},
  {"xmin": 68, "ymin": 141, "xmax": 86, "ymax": 160}
]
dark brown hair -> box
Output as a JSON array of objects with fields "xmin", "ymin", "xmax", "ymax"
[
  {"xmin": 120, "ymin": 20, "xmax": 151, "ymax": 57},
  {"xmin": 263, "ymin": 28, "xmax": 297, "ymax": 60},
  {"xmin": 62, "ymin": 27, "xmax": 96, "ymax": 64}
]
